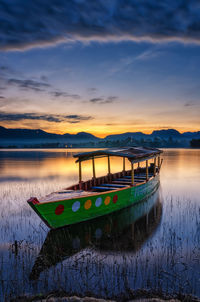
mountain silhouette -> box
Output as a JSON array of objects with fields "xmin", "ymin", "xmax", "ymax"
[{"xmin": 0, "ymin": 126, "xmax": 200, "ymax": 148}]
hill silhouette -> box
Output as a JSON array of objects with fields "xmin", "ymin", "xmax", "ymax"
[{"xmin": 0, "ymin": 126, "xmax": 200, "ymax": 148}]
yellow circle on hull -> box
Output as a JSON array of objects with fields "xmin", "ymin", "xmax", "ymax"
[
  {"xmin": 104, "ymin": 196, "xmax": 111, "ymax": 205},
  {"xmin": 84, "ymin": 199, "xmax": 92, "ymax": 210}
]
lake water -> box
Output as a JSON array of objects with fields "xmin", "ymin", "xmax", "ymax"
[{"xmin": 0, "ymin": 148, "xmax": 199, "ymax": 300}]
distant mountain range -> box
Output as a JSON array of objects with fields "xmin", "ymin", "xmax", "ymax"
[
  {"xmin": 0, "ymin": 126, "xmax": 200, "ymax": 148},
  {"xmin": 0, "ymin": 126, "xmax": 98, "ymax": 141},
  {"xmin": 105, "ymin": 129, "xmax": 200, "ymax": 140}
]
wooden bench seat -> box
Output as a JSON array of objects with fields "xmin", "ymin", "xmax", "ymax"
[
  {"xmin": 112, "ymin": 181, "xmax": 132, "ymax": 185},
  {"xmin": 92, "ymin": 186, "xmax": 117, "ymax": 191},
  {"xmin": 116, "ymin": 178, "xmax": 145, "ymax": 182},
  {"xmin": 124, "ymin": 175, "xmax": 153, "ymax": 179},
  {"xmin": 101, "ymin": 184, "xmax": 128, "ymax": 188}
]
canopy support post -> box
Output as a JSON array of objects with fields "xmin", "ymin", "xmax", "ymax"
[
  {"xmin": 137, "ymin": 162, "xmax": 140, "ymax": 169},
  {"xmin": 131, "ymin": 162, "xmax": 134, "ymax": 186},
  {"xmin": 107, "ymin": 155, "xmax": 111, "ymax": 181},
  {"xmin": 108, "ymin": 155, "xmax": 111, "ymax": 174},
  {"xmin": 146, "ymin": 160, "xmax": 149, "ymax": 181},
  {"xmin": 123, "ymin": 157, "xmax": 126, "ymax": 175},
  {"xmin": 92, "ymin": 157, "xmax": 96, "ymax": 185},
  {"xmin": 92, "ymin": 157, "xmax": 96, "ymax": 179},
  {"xmin": 154, "ymin": 157, "xmax": 156, "ymax": 176},
  {"xmin": 158, "ymin": 156, "xmax": 160, "ymax": 169},
  {"xmin": 79, "ymin": 161, "xmax": 82, "ymax": 189}
]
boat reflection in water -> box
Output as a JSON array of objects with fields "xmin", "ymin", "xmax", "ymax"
[{"xmin": 30, "ymin": 189, "xmax": 162, "ymax": 280}]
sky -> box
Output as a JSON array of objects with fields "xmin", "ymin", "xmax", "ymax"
[{"xmin": 0, "ymin": 0, "xmax": 200, "ymax": 137}]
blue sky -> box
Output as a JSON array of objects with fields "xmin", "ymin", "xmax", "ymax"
[{"xmin": 0, "ymin": 0, "xmax": 200, "ymax": 136}]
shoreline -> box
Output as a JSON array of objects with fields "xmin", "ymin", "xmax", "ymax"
[
  {"xmin": 9, "ymin": 290, "xmax": 200, "ymax": 302},
  {"xmin": 0, "ymin": 147, "xmax": 200, "ymax": 150}
]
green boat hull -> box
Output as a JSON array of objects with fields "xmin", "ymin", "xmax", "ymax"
[{"xmin": 29, "ymin": 175, "xmax": 160, "ymax": 229}]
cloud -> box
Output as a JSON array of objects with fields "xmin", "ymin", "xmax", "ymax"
[
  {"xmin": 0, "ymin": 112, "xmax": 61, "ymax": 122},
  {"xmin": 0, "ymin": 66, "xmax": 80, "ymax": 98},
  {"xmin": 0, "ymin": 65, "xmax": 19, "ymax": 79},
  {"xmin": 0, "ymin": 112, "xmax": 93, "ymax": 123},
  {"xmin": 108, "ymin": 48, "xmax": 162, "ymax": 75},
  {"xmin": 184, "ymin": 102, "xmax": 194, "ymax": 107},
  {"xmin": 1, "ymin": 0, "xmax": 200, "ymax": 51},
  {"xmin": 184, "ymin": 101, "xmax": 200, "ymax": 107},
  {"xmin": 107, "ymin": 96, "xmax": 118, "ymax": 102},
  {"xmin": 40, "ymin": 75, "xmax": 48, "ymax": 82},
  {"xmin": 0, "ymin": 65, "xmax": 51, "ymax": 92},
  {"xmin": 51, "ymin": 91, "xmax": 80, "ymax": 99},
  {"xmin": 88, "ymin": 87, "xmax": 98, "ymax": 94},
  {"xmin": 65, "ymin": 114, "xmax": 93, "ymax": 123},
  {"xmin": 0, "ymin": 65, "xmax": 11, "ymax": 72},
  {"xmin": 89, "ymin": 98, "xmax": 104, "ymax": 103},
  {"xmin": 106, "ymin": 123, "xmax": 117, "ymax": 126},
  {"xmin": 89, "ymin": 96, "xmax": 118, "ymax": 104},
  {"xmin": 7, "ymin": 78, "xmax": 51, "ymax": 92},
  {"xmin": 0, "ymin": 96, "xmax": 5, "ymax": 99}
]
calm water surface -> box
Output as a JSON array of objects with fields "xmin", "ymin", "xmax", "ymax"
[{"xmin": 0, "ymin": 148, "xmax": 199, "ymax": 300}]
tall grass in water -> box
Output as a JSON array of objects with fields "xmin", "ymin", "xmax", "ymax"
[{"xmin": 1, "ymin": 189, "xmax": 199, "ymax": 300}]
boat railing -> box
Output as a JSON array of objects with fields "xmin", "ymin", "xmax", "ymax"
[{"xmin": 67, "ymin": 165, "xmax": 159, "ymax": 192}]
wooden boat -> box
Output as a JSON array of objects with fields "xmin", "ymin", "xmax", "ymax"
[
  {"xmin": 30, "ymin": 190, "xmax": 162, "ymax": 280},
  {"xmin": 27, "ymin": 147, "xmax": 163, "ymax": 229}
]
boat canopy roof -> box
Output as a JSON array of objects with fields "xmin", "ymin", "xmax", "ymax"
[{"xmin": 74, "ymin": 147, "xmax": 163, "ymax": 163}]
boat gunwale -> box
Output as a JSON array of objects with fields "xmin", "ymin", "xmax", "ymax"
[{"xmin": 34, "ymin": 174, "xmax": 157, "ymax": 206}]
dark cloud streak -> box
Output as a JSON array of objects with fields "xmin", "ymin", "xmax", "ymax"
[
  {"xmin": 0, "ymin": 112, "xmax": 93, "ymax": 123},
  {"xmin": 0, "ymin": 67, "xmax": 80, "ymax": 98},
  {"xmin": 89, "ymin": 96, "xmax": 118, "ymax": 104},
  {"xmin": 88, "ymin": 87, "xmax": 98, "ymax": 94},
  {"xmin": 90, "ymin": 98, "xmax": 104, "ymax": 103},
  {"xmin": 0, "ymin": 112, "xmax": 61, "ymax": 122},
  {"xmin": 1, "ymin": 0, "xmax": 200, "ymax": 51},
  {"xmin": 51, "ymin": 91, "xmax": 80, "ymax": 99},
  {"xmin": 7, "ymin": 78, "xmax": 51, "ymax": 92},
  {"xmin": 65, "ymin": 114, "xmax": 93, "ymax": 123}
]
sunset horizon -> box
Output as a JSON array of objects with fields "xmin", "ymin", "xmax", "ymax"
[
  {"xmin": 0, "ymin": 123, "xmax": 200, "ymax": 139},
  {"xmin": 0, "ymin": 2, "xmax": 200, "ymax": 138}
]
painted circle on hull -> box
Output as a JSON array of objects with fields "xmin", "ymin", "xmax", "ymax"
[
  {"xmin": 55, "ymin": 204, "xmax": 64, "ymax": 215},
  {"xmin": 72, "ymin": 201, "xmax": 80, "ymax": 212},
  {"xmin": 104, "ymin": 196, "xmax": 111, "ymax": 205},
  {"xmin": 95, "ymin": 197, "xmax": 102, "ymax": 207},
  {"xmin": 113, "ymin": 194, "xmax": 118, "ymax": 203},
  {"xmin": 84, "ymin": 199, "xmax": 92, "ymax": 210}
]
